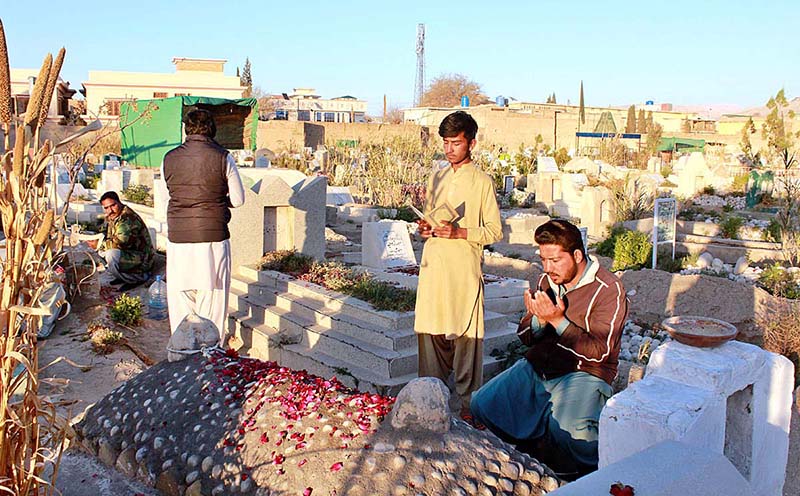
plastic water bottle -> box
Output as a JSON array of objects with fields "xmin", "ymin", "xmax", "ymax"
[{"xmin": 148, "ymin": 275, "xmax": 168, "ymax": 320}]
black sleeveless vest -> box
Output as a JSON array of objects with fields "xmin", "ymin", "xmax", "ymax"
[{"xmin": 163, "ymin": 135, "xmax": 231, "ymax": 243}]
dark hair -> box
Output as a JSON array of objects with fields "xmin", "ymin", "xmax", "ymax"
[
  {"xmin": 438, "ymin": 111, "xmax": 478, "ymax": 141},
  {"xmin": 534, "ymin": 219, "xmax": 586, "ymax": 257},
  {"xmin": 184, "ymin": 109, "xmax": 216, "ymax": 137},
  {"xmin": 100, "ymin": 191, "xmax": 121, "ymax": 203}
]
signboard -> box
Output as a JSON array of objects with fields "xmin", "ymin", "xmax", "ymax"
[
  {"xmin": 503, "ymin": 175, "xmax": 515, "ymax": 194},
  {"xmin": 651, "ymin": 197, "xmax": 677, "ymax": 269}
]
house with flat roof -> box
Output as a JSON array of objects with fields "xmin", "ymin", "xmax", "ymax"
[
  {"xmin": 9, "ymin": 68, "xmax": 77, "ymax": 123},
  {"xmin": 262, "ymin": 88, "xmax": 367, "ymax": 123},
  {"xmin": 81, "ymin": 57, "xmax": 244, "ymax": 120}
]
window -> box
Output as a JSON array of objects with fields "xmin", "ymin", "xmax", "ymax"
[
  {"xmin": 324, "ymin": 112, "xmax": 335, "ymax": 122},
  {"xmin": 174, "ymin": 92, "xmax": 190, "ymax": 96},
  {"xmin": 297, "ymin": 110, "xmax": 311, "ymax": 121},
  {"xmin": 315, "ymin": 112, "xmax": 323, "ymax": 122},
  {"xmin": 153, "ymin": 92, "xmax": 168, "ymax": 98},
  {"xmin": 103, "ymin": 98, "xmax": 135, "ymax": 116},
  {"xmin": 275, "ymin": 110, "xmax": 288, "ymax": 120}
]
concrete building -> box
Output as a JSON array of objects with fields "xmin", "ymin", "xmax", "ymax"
[
  {"xmin": 264, "ymin": 88, "xmax": 367, "ymax": 123},
  {"xmin": 81, "ymin": 57, "xmax": 244, "ymax": 120},
  {"xmin": 9, "ymin": 68, "xmax": 77, "ymax": 123}
]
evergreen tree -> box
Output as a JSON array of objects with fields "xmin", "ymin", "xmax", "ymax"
[
  {"xmin": 637, "ymin": 109, "xmax": 646, "ymax": 134},
  {"xmin": 551, "ymin": 92, "xmax": 557, "ymax": 104},
  {"xmin": 646, "ymin": 111, "xmax": 654, "ymax": 133},
  {"xmin": 578, "ymin": 81, "xmax": 585, "ymax": 125},
  {"xmin": 626, "ymin": 105, "xmax": 637, "ymax": 133},
  {"xmin": 240, "ymin": 57, "xmax": 252, "ymax": 97}
]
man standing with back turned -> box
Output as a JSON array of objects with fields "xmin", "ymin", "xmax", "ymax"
[
  {"xmin": 414, "ymin": 111, "xmax": 503, "ymax": 421},
  {"xmin": 162, "ymin": 109, "xmax": 245, "ymax": 340}
]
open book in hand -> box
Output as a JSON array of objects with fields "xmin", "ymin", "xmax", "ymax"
[{"xmin": 408, "ymin": 201, "xmax": 458, "ymax": 228}]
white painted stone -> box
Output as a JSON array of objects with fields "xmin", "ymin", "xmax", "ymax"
[
  {"xmin": 712, "ymin": 257, "xmax": 724, "ymax": 271},
  {"xmin": 167, "ymin": 312, "xmax": 220, "ymax": 362},
  {"xmin": 696, "ymin": 252, "xmax": 714, "ymax": 269},
  {"xmin": 553, "ymin": 441, "xmax": 754, "ymax": 496},
  {"xmin": 600, "ymin": 340, "xmax": 793, "ymax": 495},
  {"xmin": 733, "ymin": 257, "xmax": 749, "ymax": 275},
  {"xmin": 361, "ymin": 222, "xmax": 416, "ymax": 269}
]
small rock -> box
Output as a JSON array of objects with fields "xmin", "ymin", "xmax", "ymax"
[
  {"xmin": 712, "ymin": 258, "xmax": 724, "ymax": 271},
  {"xmin": 373, "ymin": 442, "xmax": 395, "ymax": 453},
  {"xmin": 696, "ymin": 252, "xmax": 714, "ymax": 269},
  {"xmin": 390, "ymin": 377, "xmax": 451, "ymax": 434},
  {"xmin": 734, "ymin": 256, "xmax": 749, "ymax": 275}
]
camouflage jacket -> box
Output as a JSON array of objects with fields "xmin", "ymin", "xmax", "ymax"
[{"xmin": 103, "ymin": 205, "xmax": 155, "ymax": 275}]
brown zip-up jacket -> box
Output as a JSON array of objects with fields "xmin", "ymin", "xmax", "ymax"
[{"xmin": 518, "ymin": 258, "xmax": 628, "ymax": 385}]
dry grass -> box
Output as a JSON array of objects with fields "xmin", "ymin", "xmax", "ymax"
[{"xmin": 759, "ymin": 301, "xmax": 800, "ymax": 386}]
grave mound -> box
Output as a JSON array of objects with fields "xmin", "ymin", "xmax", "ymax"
[{"xmin": 73, "ymin": 351, "xmax": 559, "ymax": 495}]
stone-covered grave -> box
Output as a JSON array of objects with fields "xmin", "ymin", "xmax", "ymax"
[{"xmin": 73, "ymin": 351, "xmax": 560, "ymax": 495}]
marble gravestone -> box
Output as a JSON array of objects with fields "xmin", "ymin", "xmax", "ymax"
[{"xmin": 361, "ymin": 221, "xmax": 416, "ymax": 269}]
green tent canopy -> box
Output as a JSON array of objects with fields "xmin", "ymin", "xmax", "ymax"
[
  {"xmin": 658, "ymin": 137, "xmax": 705, "ymax": 153},
  {"xmin": 120, "ymin": 96, "xmax": 258, "ymax": 168}
]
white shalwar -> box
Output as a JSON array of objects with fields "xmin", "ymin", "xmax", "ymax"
[{"xmin": 162, "ymin": 154, "xmax": 245, "ymax": 339}]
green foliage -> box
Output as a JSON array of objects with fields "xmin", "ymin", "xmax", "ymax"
[
  {"xmin": 702, "ymin": 185, "xmax": 716, "ymax": 195},
  {"xmin": 121, "ymin": 184, "xmax": 153, "ymax": 207},
  {"xmin": 762, "ymin": 218, "xmax": 783, "ymax": 243},
  {"xmin": 259, "ymin": 252, "xmax": 416, "ymax": 312},
  {"xmin": 109, "ymin": 293, "xmax": 143, "ymax": 327},
  {"xmin": 258, "ymin": 250, "xmax": 314, "ymax": 275},
  {"xmin": 731, "ymin": 173, "xmax": 750, "ymax": 193},
  {"xmin": 719, "ymin": 215, "xmax": 744, "ymax": 239},
  {"xmin": 377, "ymin": 206, "xmax": 417, "ymax": 223},
  {"xmin": 759, "ymin": 263, "xmax": 800, "ymax": 299},
  {"xmin": 595, "ymin": 225, "xmax": 627, "ymax": 258},
  {"xmin": 611, "ymin": 229, "xmax": 652, "ymax": 271},
  {"xmin": 605, "ymin": 174, "xmax": 654, "ymax": 221},
  {"xmin": 80, "ymin": 175, "xmax": 100, "ymax": 190}
]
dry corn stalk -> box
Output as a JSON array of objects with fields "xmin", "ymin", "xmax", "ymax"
[
  {"xmin": 0, "ymin": 19, "xmax": 10, "ymax": 130},
  {"xmin": 0, "ymin": 40, "xmax": 68, "ymax": 495},
  {"xmin": 23, "ymin": 54, "xmax": 51, "ymax": 128},
  {"xmin": 38, "ymin": 48, "xmax": 65, "ymax": 129}
]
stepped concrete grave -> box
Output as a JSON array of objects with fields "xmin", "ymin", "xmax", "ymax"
[
  {"xmin": 502, "ymin": 212, "xmax": 550, "ymax": 246},
  {"xmin": 72, "ymin": 353, "xmax": 561, "ymax": 496},
  {"xmin": 227, "ymin": 265, "xmax": 521, "ymax": 395},
  {"xmin": 229, "ymin": 169, "xmax": 326, "ymax": 270},
  {"xmin": 360, "ymin": 221, "xmax": 417, "ymax": 269},
  {"xmin": 600, "ymin": 340, "xmax": 793, "ymax": 495}
]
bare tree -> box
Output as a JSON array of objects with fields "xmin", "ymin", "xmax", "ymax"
[{"xmin": 420, "ymin": 74, "xmax": 489, "ymax": 107}]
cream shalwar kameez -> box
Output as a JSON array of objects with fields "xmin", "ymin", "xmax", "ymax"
[
  {"xmin": 414, "ymin": 161, "xmax": 502, "ymax": 404},
  {"xmin": 161, "ymin": 155, "xmax": 245, "ymax": 339}
]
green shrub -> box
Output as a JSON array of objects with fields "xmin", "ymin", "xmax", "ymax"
[
  {"xmin": 719, "ymin": 216, "xmax": 744, "ymax": 239},
  {"xmin": 731, "ymin": 173, "xmax": 750, "ymax": 193},
  {"xmin": 611, "ymin": 229, "xmax": 652, "ymax": 271},
  {"xmin": 258, "ymin": 250, "xmax": 314, "ymax": 275},
  {"xmin": 655, "ymin": 249, "xmax": 684, "ymax": 273},
  {"xmin": 702, "ymin": 185, "xmax": 716, "ymax": 195},
  {"xmin": 109, "ymin": 293, "xmax": 143, "ymax": 326},
  {"xmin": 80, "ymin": 175, "xmax": 101, "ymax": 190},
  {"xmin": 122, "ymin": 184, "xmax": 154, "ymax": 207},
  {"xmin": 759, "ymin": 263, "xmax": 800, "ymax": 299},
  {"xmin": 762, "ymin": 218, "xmax": 782, "ymax": 243},
  {"xmin": 595, "ymin": 225, "xmax": 627, "ymax": 258}
]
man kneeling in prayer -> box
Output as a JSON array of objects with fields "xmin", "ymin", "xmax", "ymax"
[{"xmin": 470, "ymin": 219, "xmax": 628, "ymax": 480}]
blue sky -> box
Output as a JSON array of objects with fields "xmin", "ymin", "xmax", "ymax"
[{"xmin": 3, "ymin": 0, "xmax": 798, "ymax": 115}]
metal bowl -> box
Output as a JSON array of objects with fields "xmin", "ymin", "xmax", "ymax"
[{"xmin": 661, "ymin": 315, "xmax": 738, "ymax": 348}]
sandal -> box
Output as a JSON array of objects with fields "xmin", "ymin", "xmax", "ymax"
[{"xmin": 460, "ymin": 412, "xmax": 486, "ymax": 430}]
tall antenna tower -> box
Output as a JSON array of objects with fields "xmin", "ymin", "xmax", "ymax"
[{"xmin": 414, "ymin": 23, "xmax": 425, "ymax": 106}]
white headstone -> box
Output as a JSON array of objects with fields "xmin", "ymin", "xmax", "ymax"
[
  {"xmin": 361, "ymin": 221, "xmax": 416, "ymax": 269},
  {"xmin": 538, "ymin": 156, "xmax": 559, "ymax": 173},
  {"xmin": 326, "ymin": 186, "xmax": 355, "ymax": 206}
]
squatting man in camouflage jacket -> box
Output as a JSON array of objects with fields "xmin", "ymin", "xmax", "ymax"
[{"xmin": 87, "ymin": 191, "xmax": 155, "ymax": 288}]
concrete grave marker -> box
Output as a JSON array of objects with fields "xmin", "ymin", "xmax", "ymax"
[
  {"xmin": 503, "ymin": 174, "xmax": 515, "ymax": 194},
  {"xmin": 326, "ymin": 186, "xmax": 355, "ymax": 206},
  {"xmin": 361, "ymin": 221, "xmax": 416, "ymax": 269},
  {"xmin": 538, "ymin": 156, "xmax": 559, "ymax": 173}
]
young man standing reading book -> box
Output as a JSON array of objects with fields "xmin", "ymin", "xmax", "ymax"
[{"xmin": 414, "ymin": 111, "xmax": 503, "ymax": 423}]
